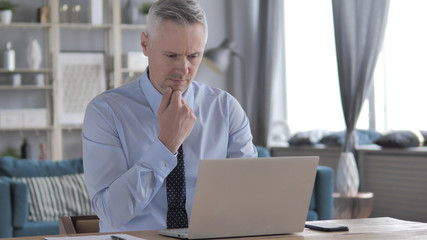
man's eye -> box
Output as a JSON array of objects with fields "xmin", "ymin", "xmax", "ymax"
[
  {"xmin": 189, "ymin": 55, "xmax": 199, "ymax": 59},
  {"xmin": 166, "ymin": 54, "xmax": 177, "ymax": 58}
]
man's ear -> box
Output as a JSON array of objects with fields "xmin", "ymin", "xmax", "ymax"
[{"xmin": 141, "ymin": 32, "xmax": 149, "ymax": 56}]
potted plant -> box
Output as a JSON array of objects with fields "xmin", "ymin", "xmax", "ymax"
[
  {"xmin": 0, "ymin": 0, "xmax": 18, "ymax": 24},
  {"xmin": 140, "ymin": 2, "xmax": 152, "ymax": 15},
  {"xmin": 1, "ymin": 147, "xmax": 20, "ymax": 158}
]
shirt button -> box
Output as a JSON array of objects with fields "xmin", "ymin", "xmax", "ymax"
[{"xmin": 165, "ymin": 163, "xmax": 170, "ymax": 167}]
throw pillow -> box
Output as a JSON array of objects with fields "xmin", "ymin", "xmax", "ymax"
[
  {"xmin": 288, "ymin": 130, "xmax": 331, "ymax": 146},
  {"xmin": 319, "ymin": 130, "xmax": 382, "ymax": 146},
  {"xmin": 14, "ymin": 173, "xmax": 93, "ymax": 222},
  {"xmin": 374, "ymin": 130, "xmax": 425, "ymax": 148}
]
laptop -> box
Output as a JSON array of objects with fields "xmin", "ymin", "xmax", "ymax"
[{"xmin": 158, "ymin": 156, "xmax": 319, "ymax": 239}]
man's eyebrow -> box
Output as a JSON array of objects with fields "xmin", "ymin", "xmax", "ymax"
[
  {"xmin": 163, "ymin": 51, "xmax": 178, "ymax": 55},
  {"xmin": 163, "ymin": 51, "xmax": 203, "ymax": 56},
  {"xmin": 190, "ymin": 51, "xmax": 202, "ymax": 55}
]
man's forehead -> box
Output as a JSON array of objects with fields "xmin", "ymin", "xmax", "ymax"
[
  {"xmin": 150, "ymin": 19, "xmax": 206, "ymax": 38},
  {"xmin": 149, "ymin": 21, "xmax": 206, "ymax": 50}
]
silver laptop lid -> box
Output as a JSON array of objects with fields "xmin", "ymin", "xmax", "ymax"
[{"xmin": 187, "ymin": 156, "xmax": 319, "ymax": 239}]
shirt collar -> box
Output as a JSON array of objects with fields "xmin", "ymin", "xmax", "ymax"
[{"xmin": 140, "ymin": 69, "xmax": 195, "ymax": 119}]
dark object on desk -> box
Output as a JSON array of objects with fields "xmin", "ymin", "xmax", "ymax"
[
  {"xmin": 305, "ymin": 223, "xmax": 349, "ymax": 232},
  {"xmin": 111, "ymin": 235, "xmax": 126, "ymax": 240},
  {"xmin": 59, "ymin": 215, "xmax": 99, "ymax": 234}
]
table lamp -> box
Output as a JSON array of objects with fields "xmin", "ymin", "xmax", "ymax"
[{"xmin": 202, "ymin": 39, "xmax": 244, "ymax": 75}]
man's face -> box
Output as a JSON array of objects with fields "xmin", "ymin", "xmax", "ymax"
[{"xmin": 141, "ymin": 20, "xmax": 206, "ymax": 93}]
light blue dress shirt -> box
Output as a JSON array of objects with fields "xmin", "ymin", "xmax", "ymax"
[{"xmin": 82, "ymin": 70, "xmax": 257, "ymax": 232}]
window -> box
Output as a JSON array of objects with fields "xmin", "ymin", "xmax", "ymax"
[
  {"xmin": 284, "ymin": 0, "xmax": 344, "ymax": 134},
  {"xmin": 281, "ymin": 0, "xmax": 427, "ymax": 137},
  {"xmin": 374, "ymin": 0, "xmax": 427, "ymax": 131}
]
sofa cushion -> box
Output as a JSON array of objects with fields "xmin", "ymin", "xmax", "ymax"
[
  {"xmin": 11, "ymin": 180, "xmax": 28, "ymax": 228},
  {"xmin": 13, "ymin": 220, "xmax": 58, "ymax": 237},
  {"xmin": 0, "ymin": 157, "xmax": 83, "ymax": 177},
  {"xmin": 0, "ymin": 178, "xmax": 13, "ymax": 238},
  {"xmin": 0, "ymin": 177, "xmax": 29, "ymax": 229},
  {"xmin": 14, "ymin": 174, "xmax": 93, "ymax": 222}
]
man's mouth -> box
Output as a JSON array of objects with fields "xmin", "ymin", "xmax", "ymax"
[
  {"xmin": 168, "ymin": 79, "xmax": 185, "ymax": 84},
  {"xmin": 167, "ymin": 74, "xmax": 191, "ymax": 82},
  {"xmin": 167, "ymin": 77, "xmax": 190, "ymax": 84}
]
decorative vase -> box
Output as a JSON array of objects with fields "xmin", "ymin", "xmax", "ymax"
[
  {"xmin": 0, "ymin": 10, "xmax": 12, "ymax": 24},
  {"xmin": 26, "ymin": 38, "xmax": 42, "ymax": 70},
  {"xmin": 90, "ymin": 0, "xmax": 103, "ymax": 25},
  {"xmin": 125, "ymin": 0, "xmax": 139, "ymax": 24},
  {"xmin": 35, "ymin": 73, "xmax": 45, "ymax": 86},
  {"xmin": 12, "ymin": 73, "xmax": 21, "ymax": 86},
  {"xmin": 336, "ymin": 152, "xmax": 360, "ymax": 196},
  {"xmin": 3, "ymin": 41, "xmax": 15, "ymax": 70}
]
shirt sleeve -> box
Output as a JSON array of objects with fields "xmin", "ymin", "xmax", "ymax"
[
  {"xmin": 82, "ymin": 100, "xmax": 177, "ymax": 228},
  {"xmin": 226, "ymin": 94, "xmax": 258, "ymax": 158}
]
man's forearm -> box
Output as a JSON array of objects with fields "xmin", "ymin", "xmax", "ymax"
[{"xmin": 83, "ymin": 135, "xmax": 176, "ymax": 228}]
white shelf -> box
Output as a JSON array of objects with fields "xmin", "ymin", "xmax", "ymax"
[
  {"xmin": 62, "ymin": 125, "xmax": 83, "ymax": 131},
  {"xmin": 0, "ymin": 68, "xmax": 52, "ymax": 73},
  {"xmin": 0, "ymin": 126, "xmax": 53, "ymax": 131},
  {"xmin": 120, "ymin": 24, "xmax": 147, "ymax": 30},
  {"xmin": 0, "ymin": 22, "xmax": 52, "ymax": 29},
  {"xmin": 121, "ymin": 68, "xmax": 145, "ymax": 73},
  {"xmin": 59, "ymin": 23, "xmax": 113, "ymax": 30},
  {"xmin": 0, "ymin": 85, "xmax": 52, "ymax": 90}
]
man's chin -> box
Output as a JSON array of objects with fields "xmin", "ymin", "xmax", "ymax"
[
  {"xmin": 170, "ymin": 86, "xmax": 189, "ymax": 93},
  {"xmin": 167, "ymin": 82, "xmax": 190, "ymax": 92},
  {"xmin": 157, "ymin": 80, "xmax": 190, "ymax": 94}
]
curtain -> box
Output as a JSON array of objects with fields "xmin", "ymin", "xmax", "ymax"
[
  {"xmin": 229, "ymin": 0, "xmax": 284, "ymax": 146},
  {"xmin": 332, "ymin": 0, "xmax": 390, "ymax": 195}
]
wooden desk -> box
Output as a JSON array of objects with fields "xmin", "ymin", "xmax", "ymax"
[{"xmin": 7, "ymin": 217, "xmax": 427, "ymax": 240}]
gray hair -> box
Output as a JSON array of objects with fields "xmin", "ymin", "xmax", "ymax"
[{"xmin": 146, "ymin": 0, "xmax": 208, "ymax": 43}]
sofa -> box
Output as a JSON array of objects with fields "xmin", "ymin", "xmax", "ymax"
[
  {"xmin": 0, "ymin": 157, "xmax": 83, "ymax": 238},
  {"xmin": 256, "ymin": 145, "xmax": 334, "ymax": 221}
]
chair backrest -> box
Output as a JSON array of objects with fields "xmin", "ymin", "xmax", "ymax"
[
  {"xmin": 256, "ymin": 145, "xmax": 270, "ymax": 157},
  {"xmin": 59, "ymin": 215, "xmax": 99, "ymax": 234}
]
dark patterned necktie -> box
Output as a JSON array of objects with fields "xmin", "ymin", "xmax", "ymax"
[{"xmin": 166, "ymin": 145, "xmax": 189, "ymax": 229}]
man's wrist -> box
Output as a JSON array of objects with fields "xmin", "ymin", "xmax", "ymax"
[{"xmin": 158, "ymin": 136, "xmax": 179, "ymax": 154}]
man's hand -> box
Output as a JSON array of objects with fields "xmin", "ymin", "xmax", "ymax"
[{"xmin": 158, "ymin": 87, "xmax": 196, "ymax": 154}]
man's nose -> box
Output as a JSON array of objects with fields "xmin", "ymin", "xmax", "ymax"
[{"xmin": 175, "ymin": 57, "xmax": 190, "ymax": 76}]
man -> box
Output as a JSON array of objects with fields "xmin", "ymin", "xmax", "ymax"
[{"xmin": 82, "ymin": 0, "xmax": 257, "ymax": 233}]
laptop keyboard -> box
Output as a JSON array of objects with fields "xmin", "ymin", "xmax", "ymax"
[{"xmin": 170, "ymin": 228, "xmax": 189, "ymax": 234}]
